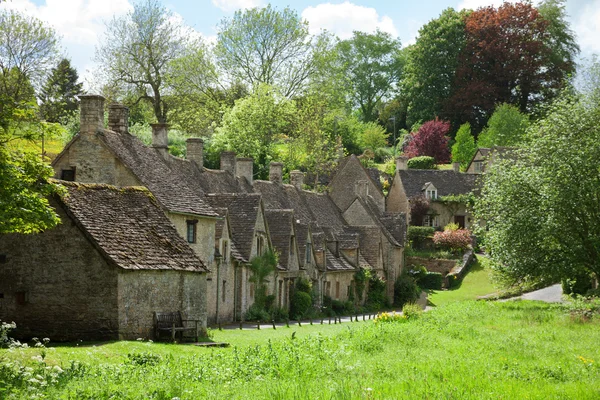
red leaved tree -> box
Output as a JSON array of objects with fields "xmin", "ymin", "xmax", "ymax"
[
  {"xmin": 404, "ymin": 119, "xmax": 451, "ymax": 163},
  {"xmin": 446, "ymin": 2, "xmax": 571, "ymax": 132}
]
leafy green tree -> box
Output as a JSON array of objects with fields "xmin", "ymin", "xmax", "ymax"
[
  {"xmin": 95, "ymin": 0, "xmax": 190, "ymax": 123},
  {"xmin": 359, "ymin": 122, "xmax": 389, "ymax": 152},
  {"xmin": 451, "ymin": 122, "xmax": 477, "ymax": 170},
  {"xmin": 402, "ymin": 8, "xmax": 468, "ymax": 126},
  {"xmin": 39, "ymin": 59, "xmax": 83, "ymax": 123},
  {"xmin": 212, "ymin": 84, "xmax": 296, "ymax": 178},
  {"xmin": 477, "ymin": 104, "xmax": 529, "ymax": 148},
  {"xmin": 474, "ymin": 93, "xmax": 600, "ymax": 283},
  {"xmin": 249, "ymin": 249, "xmax": 278, "ymax": 309},
  {"xmin": 215, "ymin": 5, "xmax": 315, "ymax": 98},
  {"xmin": 338, "ymin": 30, "xmax": 404, "ymax": 122}
]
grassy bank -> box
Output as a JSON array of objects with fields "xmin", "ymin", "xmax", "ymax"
[{"xmin": 2, "ymin": 301, "xmax": 599, "ymax": 399}]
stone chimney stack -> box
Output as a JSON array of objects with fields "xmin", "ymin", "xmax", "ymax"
[
  {"xmin": 79, "ymin": 94, "xmax": 105, "ymax": 135},
  {"xmin": 354, "ymin": 180, "xmax": 369, "ymax": 198},
  {"xmin": 290, "ymin": 170, "xmax": 304, "ymax": 190},
  {"xmin": 453, "ymin": 162, "xmax": 461, "ymax": 172},
  {"xmin": 236, "ymin": 157, "xmax": 254, "ymax": 184},
  {"xmin": 269, "ymin": 162, "xmax": 283, "ymax": 184},
  {"xmin": 186, "ymin": 138, "xmax": 204, "ymax": 166},
  {"xmin": 107, "ymin": 103, "xmax": 129, "ymax": 135},
  {"xmin": 220, "ymin": 151, "xmax": 237, "ymax": 176},
  {"xmin": 151, "ymin": 123, "xmax": 169, "ymax": 158},
  {"xmin": 395, "ymin": 156, "xmax": 409, "ymax": 172}
]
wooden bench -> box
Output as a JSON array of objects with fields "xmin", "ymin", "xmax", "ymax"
[{"xmin": 153, "ymin": 311, "xmax": 201, "ymax": 342}]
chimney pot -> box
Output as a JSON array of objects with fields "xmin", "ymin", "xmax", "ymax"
[
  {"xmin": 220, "ymin": 151, "xmax": 237, "ymax": 176},
  {"xmin": 186, "ymin": 138, "xmax": 204, "ymax": 166},
  {"xmin": 79, "ymin": 94, "xmax": 105, "ymax": 135},
  {"xmin": 395, "ymin": 156, "xmax": 408, "ymax": 172},
  {"xmin": 269, "ymin": 162, "xmax": 283, "ymax": 184},
  {"xmin": 108, "ymin": 103, "xmax": 129, "ymax": 135},
  {"xmin": 290, "ymin": 170, "xmax": 304, "ymax": 190},
  {"xmin": 236, "ymin": 157, "xmax": 254, "ymax": 185}
]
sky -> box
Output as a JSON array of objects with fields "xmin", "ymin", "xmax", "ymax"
[{"xmin": 1, "ymin": 0, "xmax": 599, "ymax": 88}]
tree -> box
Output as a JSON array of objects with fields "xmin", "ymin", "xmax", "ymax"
[
  {"xmin": 211, "ymin": 84, "xmax": 296, "ymax": 178},
  {"xmin": 404, "ymin": 119, "xmax": 451, "ymax": 163},
  {"xmin": 451, "ymin": 123, "xmax": 476, "ymax": 170},
  {"xmin": 477, "ymin": 104, "xmax": 529, "ymax": 148},
  {"xmin": 359, "ymin": 122, "xmax": 389, "ymax": 152},
  {"xmin": 215, "ymin": 5, "xmax": 315, "ymax": 98},
  {"xmin": 39, "ymin": 59, "xmax": 84, "ymax": 123},
  {"xmin": 248, "ymin": 249, "xmax": 278, "ymax": 309},
  {"xmin": 95, "ymin": 0, "xmax": 190, "ymax": 123},
  {"xmin": 338, "ymin": 30, "xmax": 404, "ymax": 122},
  {"xmin": 474, "ymin": 94, "xmax": 600, "ymax": 284},
  {"xmin": 448, "ymin": 2, "xmax": 574, "ymax": 132},
  {"xmin": 402, "ymin": 8, "xmax": 468, "ymax": 126}
]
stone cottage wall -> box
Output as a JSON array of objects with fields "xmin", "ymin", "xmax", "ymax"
[
  {"xmin": 0, "ymin": 202, "xmax": 120, "ymax": 341},
  {"xmin": 117, "ymin": 270, "xmax": 207, "ymax": 340}
]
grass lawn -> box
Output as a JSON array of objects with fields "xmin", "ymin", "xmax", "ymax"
[
  {"xmin": 2, "ymin": 299, "xmax": 599, "ymax": 399},
  {"xmin": 428, "ymin": 255, "xmax": 500, "ymax": 307},
  {"xmin": 7, "ymin": 138, "xmax": 65, "ymax": 161}
]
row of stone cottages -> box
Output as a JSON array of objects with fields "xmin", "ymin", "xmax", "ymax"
[{"xmin": 0, "ymin": 95, "xmax": 483, "ymax": 341}]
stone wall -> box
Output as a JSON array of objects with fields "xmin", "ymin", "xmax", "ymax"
[
  {"xmin": 386, "ymin": 172, "xmax": 410, "ymax": 215},
  {"xmin": 323, "ymin": 271, "xmax": 355, "ymax": 302},
  {"xmin": 405, "ymin": 256, "xmax": 458, "ymax": 275},
  {"xmin": 167, "ymin": 212, "xmax": 216, "ymax": 266},
  {"xmin": 117, "ymin": 270, "xmax": 206, "ymax": 340},
  {"xmin": 0, "ymin": 201, "xmax": 120, "ymax": 341},
  {"xmin": 206, "ymin": 256, "xmax": 236, "ymax": 325}
]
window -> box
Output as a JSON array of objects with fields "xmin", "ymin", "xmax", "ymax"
[
  {"xmin": 222, "ymin": 240, "xmax": 229, "ymax": 262},
  {"xmin": 336, "ymin": 282, "xmax": 340, "ymax": 299},
  {"xmin": 249, "ymin": 283, "xmax": 254, "ymax": 298},
  {"xmin": 474, "ymin": 161, "xmax": 485, "ymax": 173},
  {"xmin": 426, "ymin": 188, "xmax": 437, "ymax": 200},
  {"xmin": 0, "ymin": 254, "xmax": 6, "ymax": 264},
  {"xmin": 222, "ymin": 281, "xmax": 226, "ymax": 303},
  {"xmin": 186, "ymin": 220, "xmax": 197, "ymax": 243},
  {"xmin": 423, "ymin": 215, "xmax": 439, "ymax": 227},
  {"xmin": 60, "ymin": 168, "xmax": 76, "ymax": 181},
  {"xmin": 305, "ymin": 243, "xmax": 312, "ymax": 264},
  {"xmin": 15, "ymin": 291, "xmax": 28, "ymax": 305}
]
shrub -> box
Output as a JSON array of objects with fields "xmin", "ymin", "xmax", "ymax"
[
  {"xmin": 394, "ymin": 272, "xmax": 421, "ymax": 308},
  {"xmin": 408, "ymin": 197, "xmax": 431, "ymax": 227},
  {"xmin": 365, "ymin": 274, "xmax": 387, "ymax": 311},
  {"xmin": 270, "ymin": 306, "xmax": 289, "ymax": 322},
  {"xmin": 404, "ymin": 119, "xmax": 451, "ymax": 163},
  {"xmin": 433, "ymin": 229, "xmax": 472, "ymax": 253},
  {"xmin": 295, "ymin": 277, "xmax": 312, "ymax": 294},
  {"xmin": 562, "ymin": 273, "xmax": 594, "ymax": 296},
  {"xmin": 407, "ymin": 156, "xmax": 436, "ymax": 169},
  {"xmin": 418, "ymin": 272, "xmax": 443, "ymax": 290},
  {"xmin": 245, "ymin": 303, "xmax": 270, "ymax": 321},
  {"xmin": 374, "ymin": 311, "xmax": 406, "ymax": 324},
  {"xmin": 408, "ymin": 226, "xmax": 435, "ymax": 249},
  {"xmin": 444, "ymin": 222, "xmax": 459, "ymax": 231},
  {"xmin": 290, "ymin": 291, "xmax": 312, "ymax": 319},
  {"xmin": 402, "ymin": 303, "xmax": 423, "ymax": 320}
]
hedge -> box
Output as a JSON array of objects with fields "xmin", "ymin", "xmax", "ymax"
[{"xmin": 407, "ymin": 156, "xmax": 436, "ymax": 169}]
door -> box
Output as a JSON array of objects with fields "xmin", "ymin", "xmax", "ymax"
[{"xmin": 454, "ymin": 215, "xmax": 465, "ymax": 229}]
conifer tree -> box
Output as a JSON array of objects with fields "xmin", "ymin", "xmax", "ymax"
[{"xmin": 39, "ymin": 58, "xmax": 83, "ymax": 123}]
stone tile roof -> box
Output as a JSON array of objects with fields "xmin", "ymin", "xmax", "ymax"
[
  {"xmin": 264, "ymin": 209, "xmax": 296, "ymax": 270},
  {"xmin": 58, "ymin": 181, "xmax": 207, "ymax": 272},
  {"xmin": 96, "ymin": 130, "xmax": 218, "ymax": 217},
  {"xmin": 337, "ymin": 232, "xmax": 359, "ymax": 250},
  {"xmin": 205, "ymin": 193, "xmax": 262, "ymax": 263},
  {"xmin": 294, "ymin": 222, "xmax": 309, "ymax": 267},
  {"xmin": 398, "ymin": 170, "xmax": 477, "ymax": 199},
  {"xmin": 349, "ymin": 226, "xmax": 382, "ymax": 270},
  {"xmin": 303, "ymin": 191, "xmax": 346, "ymax": 230},
  {"xmin": 325, "ymin": 249, "xmax": 355, "ymax": 271},
  {"xmin": 195, "ymin": 168, "xmax": 252, "ymax": 195},
  {"xmin": 359, "ymin": 196, "xmax": 405, "ymax": 246}
]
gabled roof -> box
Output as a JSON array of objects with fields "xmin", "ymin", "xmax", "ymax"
[
  {"xmin": 58, "ymin": 181, "xmax": 207, "ymax": 272},
  {"xmin": 264, "ymin": 209, "xmax": 297, "ymax": 270},
  {"xmin": 397, "ymin": 170, "xmax": 477, "ymax": 199},
  {"xmin": 325, "ymin": 249, "xmax": 355, "ymax": 271},
  {"xmin": 355, "ymin": 195, "xmax": 405, "ymax": 246},
  {"xmin": 85, "ymin": 130, "xmax": 219, "ymax": 217},
  {"xmin": 205, "ymin": 193, "xmax": 263, "ymax": 262},
  {"xmin": 348, "ymin": 226, "xmax": 382, "ymax": 270},
  {"xmin": 303, "ymin": 191, "xmax": 346, "ymax": 230}
]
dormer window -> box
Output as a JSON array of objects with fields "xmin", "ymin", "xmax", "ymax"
[
  {"xmin": 474, "ymin": 161, "xmax": 485, "ymax": 173},
  {"xmin": 423, "ymin": 183, "xmax": 438, "ymax": 200},
  {"xmin": 186, "ymin": 220, "xmax": 198, "ymax": 243}
]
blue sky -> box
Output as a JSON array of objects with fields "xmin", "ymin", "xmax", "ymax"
[{"xmin": 2, "ymin": 0, "xmax": 598, "ymax": 87}]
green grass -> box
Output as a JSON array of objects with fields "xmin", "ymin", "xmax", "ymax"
[
  {"xmin": 7, "ymin": 138, "xmax": 65, "ymax": 160},
  {"xmin": 2, "ymin": 300, "xmax": 599, "ymax": 399},
  {"xmin": 428, "ymin": 255, "xmax": 500, "ymax": 306}
]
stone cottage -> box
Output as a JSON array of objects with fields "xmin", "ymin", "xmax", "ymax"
[
  {"xmin": 387, "ymin": 156, "xmax": 477, "ymax": 229},
  {"xmin": 0, "ymin": 182, "xmax": 208, "ymax": 341}
]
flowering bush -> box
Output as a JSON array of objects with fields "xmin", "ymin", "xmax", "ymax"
[
  {"xmin": 433, "ymin": 228, "xmax": 472, "ymax": 253},
  {"xmin": 374, "ymin": 311, "xmax": 406, "ymax": 324}
]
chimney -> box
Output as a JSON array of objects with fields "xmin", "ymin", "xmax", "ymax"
[
  {"xmin": 151, "ymin": 123, "xmax": 169, "ymax": 158},
  {"xmin": 395, "ymin": 156, "xmax": 408, "ymax": 172},
  {"xmin": 186, "ymin": 138, "xmax": 204, "ymax": 166},
  {"xmin": 107, "ymin": 103, "xmax": 129, "ymax": 134},
  {"xmin": 236, "ymin": 157, "xmax": 254, "ymax": 184},
  {"xmin": 453, "ymin": 162, "xmax": 461, "ymax": 172},
  {"xmin": 79, "ymin": 94, "xmax": 105, "ymax": 135},
  {"xmin": 354, "ymin": 180, "xmax": 369, "ymax": 198},
  {"xmin": 220, "ymin": 151, "xmax": 236, "ymax": 176},
  {"xmin": 290, "ymin": 170, "xmax": 304, "ymax": 190},
  {"xmin": 269, "ymin": 162, "xmax": 283, "ymax": 184}
]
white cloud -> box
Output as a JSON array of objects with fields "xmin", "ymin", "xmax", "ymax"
[
  {"xmin": 573, "ymin": 0, "xmax": 600, "ymax": 55},
  {"xmin": 301, "ymin": 2, "xmax": 398, "ymax": 39},
  {"xmin": 211, "ymin": 0, "xmax": 263, "ymax": 13}
]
